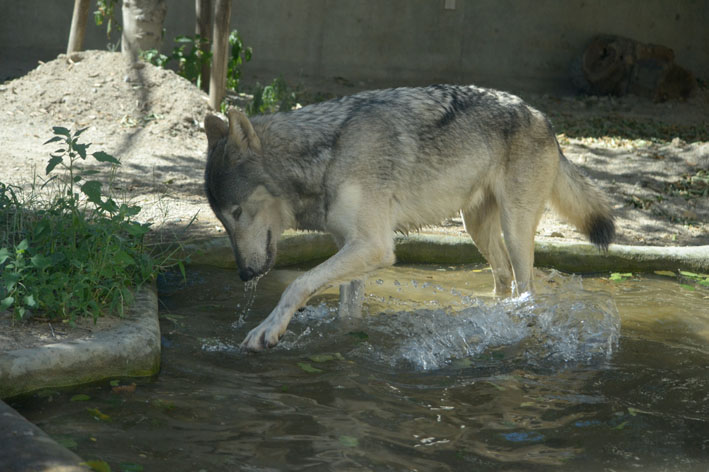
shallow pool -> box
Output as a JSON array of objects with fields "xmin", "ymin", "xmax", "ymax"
[{"xmin": 12, "ymin": 265, "xmax": 709, "ymax": 471}]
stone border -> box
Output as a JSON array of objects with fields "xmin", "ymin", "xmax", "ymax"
[
  {"xmin": 0, "ymin": 400, "xmax": 89, "ymax": 471},
  {"xmin": 0, "ymin": 284, "xmax": 160, "ymax": 400},
  {"xmin": 185, "ymin": 231, "xmax": 709, "ymax": 273}
]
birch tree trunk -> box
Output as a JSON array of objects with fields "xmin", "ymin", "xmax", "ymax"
[
  {"xmin": 196, "ymin": 0, "xmax": 213, "ymax": 93},
  {"xmin": 67, "ymin": 0, "xmax": 91, "ymax": 54},
  {"xmin": 121, "ymin": 0, "xmax": 168, "ymax": 61},
  {"xmin": 208, "ymin": 0, "xmax": 231, "ymax": 110}
]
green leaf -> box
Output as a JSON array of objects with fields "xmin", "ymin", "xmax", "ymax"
[
  {"xmin": 93, "ymin": 151, "xmax": 120, "ymax": 165},
  {"xmin": 74, "ymin": 126, "xmax": 90, "ymax": 137},
  {"xmin": 680, "ymin": 284, "xmax": 696, "ymax": 291},
  {"xmin": 46, "ymin": 155, "xmax": 63, "ymax": 175},
  {"xmin": 31, "ymin": 254, "xmax": 52, "ymax": 270},
  {"xmin": 609, "ymin": 272, "xmax": 633, "ymax": 282},
  {"xmin": 1, "ymin": 296, "xmax": 14, "ymax": 310},
  {"xmin": 338, "ymin": 435, "xmax": 359, "ymax": 447},
  {"xmin": 297, "ymin": 362, "xmax": 324, "ymax": 374},
  {"xmin": 23, "ymin": 294, "xmax": 37, "ymax": 308},
  {"xmin": 81, "ymin": 180, "xmax": 103, "ymax": 205},
  {"xmin": 627, "ymin": 407, "xmax": 651, "ymax": 416},
  {"xmin": 71, "ymin": 394, "xmax": 91, "ymax": 402},
  {"xmin": 17, "ymin": 239, "xmax": 28, "ymax": 252},
  {"xmin": 74, "ymin": 142, "xmax": 89, "ymax": 159},
  {"xmin": 43, "ymin": 135, "xmax": 64, "ymax": 145},
  {"xmin": 308, "ymin": 353, "xmax": 344, "ymax": 363},
  {"xmin": 86, "ymin": 407, "xmax": 111, "ymax": 422},
  {"xmin": 119, "ymin": 463, "xmax": 144, "ymax": 472},
  {"xmin": 114, "ymin": 250, "xmax": 135, "ymax": 267},
  {"xmin": 110, "ymin": 379, "xmax": 120, "ymax": 387},
  {"xmin": 81, "ymin": 460, "xmax": 111, "ymax": 472},
  {"xmin": 52, "ymin": 126, "xmax": 71, "ymax": 137},
  {"xmin": 0, "ymin": 248, "xmax": 9, "ymax": 265},
  {"xmin": 55, "ymin": 437, "xmax": 78, "ymax": 449}
]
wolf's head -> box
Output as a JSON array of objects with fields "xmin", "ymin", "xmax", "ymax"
[{"xmin": 204, "ymin": 110, "xmax": 290, "ymax": 281}]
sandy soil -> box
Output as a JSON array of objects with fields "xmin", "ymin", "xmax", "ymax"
[{"xmin": 1, "ymin": 50, "xmax": 707, "ymax": 352}]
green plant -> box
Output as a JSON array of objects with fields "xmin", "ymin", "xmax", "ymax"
[
  {"xmin": 246, "ymin": 77, "xmax": 297, "ymax": 115},
  {"xmin": 0, "ymin": 127, "xmax": 181, "ymax": 323},
  {"xmin": 141, "ymin": 29, "xmax": 250, "ymax": 92},
  {"xmin": 141, "ymin": 35, "xmax": 212, "ymax": 89},
  {"xmin": 94, "ymin": 0, "xmax": 121, "ymax": 49},
  {"xmin": 226, "ymin": 30, "xmax": 252, "ymax": 91}
]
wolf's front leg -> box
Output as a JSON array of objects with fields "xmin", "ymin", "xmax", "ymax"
[{"xmin": 240, "ymin": 242, "xmax": 393, "ymax": 351}]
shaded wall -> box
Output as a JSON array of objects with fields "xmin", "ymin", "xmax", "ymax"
[{"xmin": 2, "ymin": 0, "xmax": 707, "ymax": 92}]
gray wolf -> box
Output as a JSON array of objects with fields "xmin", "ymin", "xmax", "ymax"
[{"xmin": 203, "ymin": 84, "xmax": 615, "ymax": 351}]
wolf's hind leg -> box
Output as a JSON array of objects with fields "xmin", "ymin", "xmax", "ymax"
[
  {"xmin": 461, "ymin": 195, "xmax": 514, "ymax": 295},
  {"xmin": 498, "ymin": 198, "xmax": 546, "ymax": 296}
]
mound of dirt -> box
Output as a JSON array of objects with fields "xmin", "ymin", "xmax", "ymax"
[
  {"xmin": 3, "ymin": 50, "xmax": 208, "ymax": 137},
  {"xmin": 0, "ymin": 50, "xmax": 217, "ymax": 233}
]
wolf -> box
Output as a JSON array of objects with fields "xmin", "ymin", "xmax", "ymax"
[{"xmin": 203, "ymin": 84, "xmax": 615, "ymax": 351}]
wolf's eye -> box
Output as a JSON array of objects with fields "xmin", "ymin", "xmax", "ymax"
[{"xmin": 232, "ymin": 206, "xmax": 242, "ymax": 221}]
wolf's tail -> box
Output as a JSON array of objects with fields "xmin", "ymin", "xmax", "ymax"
[{"xmin": 551, "ymin": 148, "xmax": 615, "ymax": 250}]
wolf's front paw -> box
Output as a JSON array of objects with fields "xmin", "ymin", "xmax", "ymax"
[{"xmin": 240, "ymin": 321, "xmax": 282, "ymax": 351}]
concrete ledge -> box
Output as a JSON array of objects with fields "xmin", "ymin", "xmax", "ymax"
[
  {"xmin": 0, "ymin": 400, "xmax": 89, "ymax": 471},
  {"xmin": 0, "ymin": 284, "xmax": 160, "ymax": 400},
  {"xmin": 185, "ymin": 231, "xmax": 709, "ymax": 273}
]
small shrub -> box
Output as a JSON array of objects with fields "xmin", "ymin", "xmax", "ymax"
[
  {"xmin": 246, "ymin": 77, "xmax": 297, "ymax": 115},
  {"xmin": 0, "ymin": 127, "xmax": 181, "ymax": 323},
  {"xmin": 226, "ymin": 30, "xmax": 252, "ymax": 92},
  {"xmin": 141, "ymin": 29, "xmax": 251, "ymax": 92}
]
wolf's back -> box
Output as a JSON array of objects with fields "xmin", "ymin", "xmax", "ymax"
[{"xmin": 550, "ymin": 151, "xmax": 615, "ymax": 250}]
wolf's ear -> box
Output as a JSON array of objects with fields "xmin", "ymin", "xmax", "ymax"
[
  {"xmin": 227, "ymin": 109, "xmax": 262, "ymax": 153},
  {"xmin": 204, "ymin": 114, "xmax": 229, "ymax": 148}
]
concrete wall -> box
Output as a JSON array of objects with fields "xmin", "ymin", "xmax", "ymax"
[{"xmin": 2, "ymin": 0, "xmax": 707, "ymax": 93}]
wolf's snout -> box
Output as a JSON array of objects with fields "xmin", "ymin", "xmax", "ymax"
[{"xmin": 239, "ymin": 267, "xmax": 257, "ymax": 281}]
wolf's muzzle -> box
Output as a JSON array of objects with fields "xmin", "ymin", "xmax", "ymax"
[{"xmin": 239, "ymin": 267, "xmax": 257, "ymax": 281}]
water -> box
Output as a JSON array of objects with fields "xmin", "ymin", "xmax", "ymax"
[{"xmin": 11, "ymin": 265, "xmax": 709, "ymax": 471}]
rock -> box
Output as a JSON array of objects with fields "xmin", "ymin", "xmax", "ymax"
[{"xmin": 575, "ymin": 34, "xmax": 697, "ymax": 101}]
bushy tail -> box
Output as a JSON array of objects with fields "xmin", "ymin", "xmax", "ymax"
[{"xmin": 551, "ymin": 150, "xmax": 615, "ymax": 250}]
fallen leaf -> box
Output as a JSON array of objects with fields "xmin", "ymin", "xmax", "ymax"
[
  {"xmin": 112, "ymin": 383, "xmax": 137, "ymax": 394},
  {"xmin": 297, "ymin": 362, "xmax": 324, "ymax": 374}
]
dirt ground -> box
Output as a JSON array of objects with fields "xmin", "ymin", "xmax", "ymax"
[{"xmin": 1, "ymin": 51, "xmax": 707, "ymax": 352}]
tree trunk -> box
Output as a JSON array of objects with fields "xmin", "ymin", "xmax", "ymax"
[
  {"xmin": 121, "ymin": 0, "xmax": 168, "ymax": 61},
  {"xmin": 196, "ymin": 0, "xmax": 213, "ymax": 93},
  {"xmin": 209, "ymin": 0, "xmax": 231, "ymax": 110},
  {"xmin": 67, "ymin": 0, "xmax": 91, "ymax": 54}
]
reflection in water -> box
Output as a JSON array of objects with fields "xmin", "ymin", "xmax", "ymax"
[{"xmin": 12, "ymin": 265, "xmax": 709, "ymax": 471}]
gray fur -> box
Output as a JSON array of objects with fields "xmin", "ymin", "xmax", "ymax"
[{"xmin": 203, "ymin": 84, "xmax": 615, "ymax": 351}]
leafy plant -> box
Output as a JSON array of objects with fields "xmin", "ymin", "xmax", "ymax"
[
  {"xmin": 226, "ymin": 30, "xmax": 252, "ymax": 92},
  {"xmin": 246, "ymin": 77, "xmax": 297, "ymax": 115},
  {"xmin": 608, "ymin": 272, "xmax": 633, "ymax": 282},
  {"xmin": 0, "ymin": 127, "xmax": 181, "ymax": 323},
  {"xmin": 141, "ymin": 29, "xmax": 251, "ymax": 93},
  {"xmin": 94, "ymin": 0, "xmax": 122, "ymax": 50}
]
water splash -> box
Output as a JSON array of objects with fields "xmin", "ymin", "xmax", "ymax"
[
  {"xmin": 354, "ymin": 274, "xmax": 620, "ymax": 370},
  {"xmin": 276, "ymin": 271, "xmax": 620, "ymax": 370},
  {"xmin": 231, "ymin": 275, "xmax": 263, "ymax": 329}
]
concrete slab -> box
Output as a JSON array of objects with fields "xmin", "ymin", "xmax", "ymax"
[
  {"xmin": 0, "ymin": 284, "xmax": 160, "ymax": 400},
  {"xmin": 185, "ymin": 231, "xmax": 709, "ymax": 273},
  {"xmin": 0, "ymin": 400, "xmax": 89, "ymax": 472}
]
